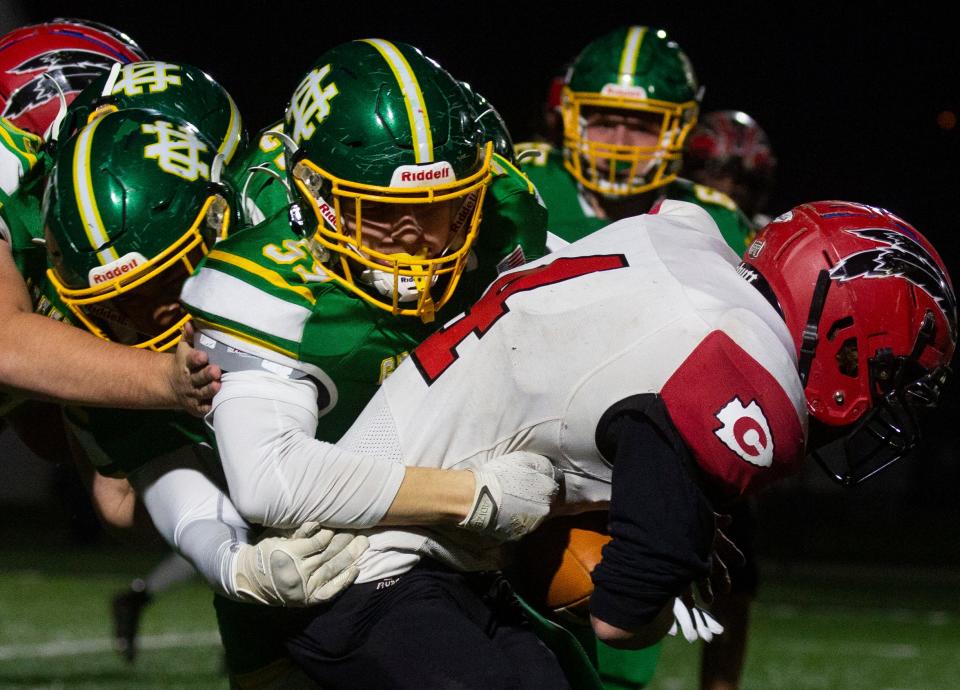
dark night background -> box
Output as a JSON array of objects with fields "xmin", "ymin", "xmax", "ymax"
[{"xmin": 2, "ymin": 1, "xmax": 959, "ymax": 562}]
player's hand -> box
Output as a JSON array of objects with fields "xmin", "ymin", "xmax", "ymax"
[
  {"xmin": 169, "ymin": 321, "xmax": 221, "ymax": 417},
  {"xmin": 232, "ymin": 523, "xmax": 369, "ymax": 607},
  {"xmin": 460, "ymin": 451, "xmax": 560, "ymax": 541},
  {"xmin": 668, "ymin": 592, "xmax": 724, "ymax": 643},
  {"xmin": 695, "ymin": 513, "xmax": 746, "ymax": 604}
]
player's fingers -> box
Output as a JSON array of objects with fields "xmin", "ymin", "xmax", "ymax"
[
  {"xmin": 305, "ymin": 537, "xmax": 368, "ymax": 595},
  {"xmin": 704, "ymin": 610, "xmax": 725, "ymax": 636},
  {"xmin": 692, "ymin": 608, "xmax": 714, "ymax": 642},
  {"xmin": 311, "ymin": 565, "xmax": 360, "ymax": 603},
  {"xmin": 672, "ymin": 597, "xmax": 696, "ymax": 642},
  {"xmin": 290, "ymin": 521, "xmax": 323, "ymax": 540},
  {"xmin": 190, "ymin": 363, "xmax": 221, "ymax": 387}
]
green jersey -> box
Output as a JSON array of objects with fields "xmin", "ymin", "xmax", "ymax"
[
  {"xmin": 184, "ymin": 151, "xmax": 547, "ymax": 439},
  {"xmin": 518, "ymin": 143, "xmax": 755, "ymax": 254}
]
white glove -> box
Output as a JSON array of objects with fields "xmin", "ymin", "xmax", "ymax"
[
  {"xmin": 459, "ymin": 451, "xmax": 560, "ymax": 541},
  {"xmin": 668, "ymin": 596, "xmax": 724, "ymax": 643},
  {"xmin": 232, "ymin": 522, "xmax": 369, "ymax": 606}
]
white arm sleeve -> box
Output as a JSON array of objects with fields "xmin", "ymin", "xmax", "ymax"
[
  {"xmin": 130, "ymin": 446, "xmax": 250, "ymax": 600},
  {"xmin": 210, "ymin": 369, "xmax": 406, "ymax": 530}
]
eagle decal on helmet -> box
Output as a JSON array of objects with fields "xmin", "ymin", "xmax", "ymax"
[
  {"xmin": 830, "ymin": 227, "xmax": 958, "ymax": 342},
  {"xmin": 2, "ymin": 49, "xmax": 117, "ymax": 121}
]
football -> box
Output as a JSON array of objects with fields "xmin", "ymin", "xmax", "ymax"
[{"xmin": 509, "ymin": 511, "xmax": 611, "ymax": 624}]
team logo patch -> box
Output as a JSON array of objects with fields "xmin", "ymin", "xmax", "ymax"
[
  {"xmin": 831, "ymin": 227, "xmax": 958, "ymax": 341},
  {"xmin": 713, "ymin": 396, "xmax": 774, "ymax": 467},
  {"xmin": 2, "ymin": 49, "xmax": 116, "ymax": 121}
]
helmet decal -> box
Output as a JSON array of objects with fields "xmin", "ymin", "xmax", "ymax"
[
  {"xmin": 361, "ymin": 38, "xmax": 433, "ymax": 163},
  {"xmin": 110, "ymin": 61, "xmax": 182, "ymax": 96},
  {"xmin": 288, "ymin": 64, "xmax": 339, "ymax": 145},
  {"xmin": 830, "ymin": 227, "xmax": 958, "ymax": 341},
  {"xmin": 142, "ymin": 119, "xmax": 211, "ymax": 181},
  {"xmin": 2, "ymin": 49, "xmax": 116, "ymax": 120}
]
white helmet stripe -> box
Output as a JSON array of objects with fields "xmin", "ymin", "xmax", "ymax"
[
  {"xmin": 361, "ymin": 39, "xmax": 433, "ymax": 164},
  {"xmin": 618, "ymin": 26, "xmax": 647, "ymax": 82},
  {"xmin": 72, "ymin": 116, "xmax": 119, "ymax": 265},
  {"xmin": 219, "ymin": 92, "xmax": 242, "ymax": 164}
]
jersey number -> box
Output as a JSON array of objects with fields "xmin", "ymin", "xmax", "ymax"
[{"xmin": 412, "ymin": 254, "xmax": 628, "ymax": 384}]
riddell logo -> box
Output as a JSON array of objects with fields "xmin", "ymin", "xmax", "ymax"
[
  {"xmin": 713, "ymin": 396, "xmax": 774, "ymax": 467},
  {"xmin": 315, "ymin": 195, "xmax": 339, "ymax": 229},
  {"xmin": 390, "ymin": 162, "xmax": 455, "ymax": 188},
  {"xmin": 600, "ymin": 83, "xmax": 648, "ymax": 99},
  {"xmin": 88, "ymin": 252, "xmax": 148, "ymax": 285}
]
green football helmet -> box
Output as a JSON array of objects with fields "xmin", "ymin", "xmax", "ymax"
[
  {"xmin": 55, "ymin": 60, "xmax": 246, "ymax": 165},
  {"xmin": 561, "ymin": 26, "xmax": 700, "ymax": 196},
  {"xmin": 44, "ymin": 107, "xmax": 234, "ymax": 351},
  {"xmin": 284, "ymin": 38, "xmax": 493, "ymax": 322}
]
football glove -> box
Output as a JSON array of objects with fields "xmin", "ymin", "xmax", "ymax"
[
  {"xmin": 232, "ymin": 522, "xmax": 368, "ymax": 607},
  {"xmin": 460, "ymin": 451, "xmax": 560, "ymax": 541},
  {"xmin": 668, "ymin": 595, "xmax": 724, "ymax": 643}
]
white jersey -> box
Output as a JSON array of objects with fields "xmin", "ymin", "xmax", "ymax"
[{"xmin": 338, "ymin": 200, "xmax": 808, "ymax": 581}]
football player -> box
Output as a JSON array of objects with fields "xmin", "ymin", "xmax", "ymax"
[
  {"xmin": 0, "ymin": 20, "xmax": 218, "ymax": 417},
  {"xmin": 516, "ymin": 25, "xmax": 759, "ymax": 686},
  {"xmin": 686, "ymin": 109, "xmax": 778, "ymax": 227},
  {"xmin": 180, "ymin": 38, "xmax": 569, "ymax": 687},
  {"xmin": 42, "ymin": 104, "xmax": 370, "ymax": 606},
  {"xmin": 213, "ymin": 199, "xmax": 953, "ymax": 688},
  {"xmin": 517, "ymin": 26, "xmax": 756, "ymax": 258}
]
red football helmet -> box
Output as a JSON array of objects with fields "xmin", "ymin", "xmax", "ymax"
[
  {"xmin": 0, "ymin": 19, "xmax": 146, "ymax": 136},
  {"xmin": 741, "ymin": 201, "xmax": 956, "ymax": 485},
  {"xmin": 685, "ymin": 110, "xmax": 776, "ymax": 218}
]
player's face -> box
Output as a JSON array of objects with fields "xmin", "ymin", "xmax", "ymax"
[
  {"xmin": 583, "ymin": 107, "xmax": 661, "ymax": 155},
  {"xmin": 342, "ymin": 199, "xmax": 460, "ymax": 260}
]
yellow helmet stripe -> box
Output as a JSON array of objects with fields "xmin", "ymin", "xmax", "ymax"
[
  {"xmin": 618, "ymin": 26, "xmax": 647, "ymax": 82},
  {"xmin": 72, "ymin": 116, "xmax": 120, "ymax": 265},
  {"xmin": 360, "ymin": 39, "xmax": 433, "ymax": 164},
  {"xmin": 219, "ymin": 92, "xmax": 243, "ymax": 164}
]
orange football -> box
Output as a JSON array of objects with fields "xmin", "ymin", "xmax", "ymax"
[{"xmin": 509, "ymin": 511, "xmax": 611, "ymax": 623}]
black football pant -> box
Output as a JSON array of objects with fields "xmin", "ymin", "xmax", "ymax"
[{"xmin": 283, "ymin": 560, "xmax": 570, "ymax": 690}]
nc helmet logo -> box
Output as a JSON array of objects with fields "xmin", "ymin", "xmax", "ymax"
[
  {"xmin": 141, "ymin": 120, "xmax": 210, "ymax": 181},
  {"xmin": 714, "ymin": 396, "xmax": 773, "ymax": 467},
  {"xmin": 288, "ymin": 64, "xmax": 339, "ymax": 145},
  {"xmin": 110, "ymin": 61, "xmax": 182, "ymax": 96}
]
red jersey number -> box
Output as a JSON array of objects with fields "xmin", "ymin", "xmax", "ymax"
[{"xmin": 412, "ymin": 254, "xmax": 628, "ymax": 384}]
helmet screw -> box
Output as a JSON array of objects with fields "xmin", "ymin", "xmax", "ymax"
[
  {"xmin": 879, "ymin": 370, "xmax": 890, "ymax": 380},
  {"xmin": 833, "ymin": 391, "xmax": 845, "ymax": 405}
]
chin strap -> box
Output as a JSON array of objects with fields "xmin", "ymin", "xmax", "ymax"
[{"xmin": 797, "ymin": 269, "xmax": 832, "ymax": 387}]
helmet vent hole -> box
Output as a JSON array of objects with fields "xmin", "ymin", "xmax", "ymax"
[
  {"xmin": 836, "ymin": 337, "xmax": 859, "ymax": 378},
  {"xmin": 827, "ymin": 316, "xmax": 853, "ymax": 341}
]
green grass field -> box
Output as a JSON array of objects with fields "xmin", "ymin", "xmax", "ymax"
[{"xmin": 1, "ymin": 539, "xmax": 958, "ymax": 689}]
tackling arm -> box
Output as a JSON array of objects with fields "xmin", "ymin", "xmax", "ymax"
[
  {"xmin": 0, "ymin": 244, "xmax": 219, "ymax": 416},
  {"xmin": 211, "ymin": 369, "xmax": 557, "ymax": 538}
]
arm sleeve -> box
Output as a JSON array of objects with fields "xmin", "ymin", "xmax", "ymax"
[
  {"xmin": 131, "ymin": 446, "xmax": 251, "ymax": 600},
  {"xmin": 589, "ymin": 402, "xmax": 715, "ymax": 631},
  {"xmin": 210, "ymin": 369, "xmax": 406, "ymax": 530}
]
